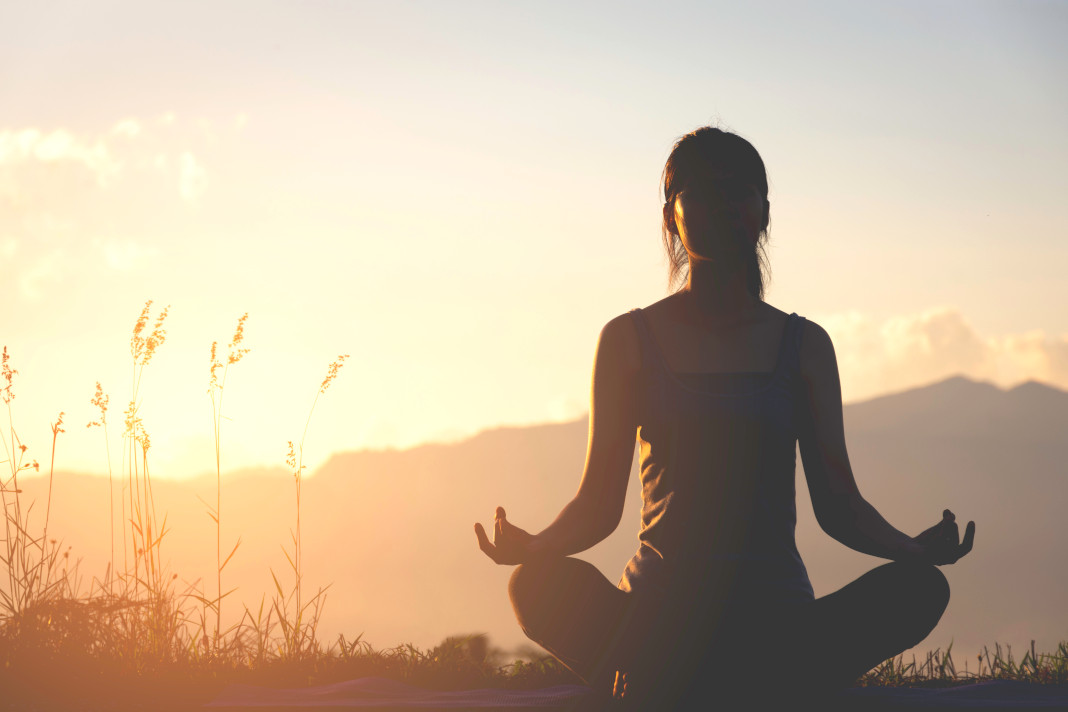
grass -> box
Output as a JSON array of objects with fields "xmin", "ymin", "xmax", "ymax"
[{"xmin": 0, "ymin": 302, "xmax": 1066, "ymax": 712}]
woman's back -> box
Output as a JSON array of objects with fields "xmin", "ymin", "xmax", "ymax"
[
  {"xmin": 481, "ymin": 126, "xmax": 968, "ymax": 707},
  {"xmin": 634, "ymin": 296, "xmax": 791, "ymax": 374},
  {"xmin": 620, "ymin": 295, "xmax": 815, "ymax": 610}
]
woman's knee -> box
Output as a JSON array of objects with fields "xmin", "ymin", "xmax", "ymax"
[
  {"xmin": 509, "ymin": 558, "xmax": 558, "ymax": 607},
  {"xmin": 509, "ymin": 556, "xmax": 603, "ymax": 605},
  {"xmin": 899, "ymin": 562, "xmax": 950, "ymax": 612},
  {"xmin": 508, "ymin": 557, "xmax": 570, "ymax": 629},
  {"xmin": 507, "ymin": 562, "xmax": 538, "ymax": 610},
  {"xmin": 886, "ymin": 561, "xmax": 951, "ymax": 640}
]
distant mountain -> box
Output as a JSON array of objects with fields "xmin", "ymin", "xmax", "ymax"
[{"xmin": 13, "ymin": 375, "xmax": 1067, "ymax": 663}]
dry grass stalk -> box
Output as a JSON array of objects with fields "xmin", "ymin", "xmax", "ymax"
[
  {"xmin": 272, "ymin": 353, "xmax": 349, "ymax": 660},
  {"xmin": 203, "ymin": 313, "xmax": 251, "ymax": 651}
]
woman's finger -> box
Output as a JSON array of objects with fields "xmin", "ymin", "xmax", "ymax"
[
  {"xmin": 945, "ymin": 518, "xmax": 960, "ymax": 544},
  {"xmin": 959, "ymin": 521, "xmax": 976, "ymax": 557},
  {"xmin": 499, "ymin": 515, "xmax": 519, "ymax": 536},
  {"xmin": 474, "ymin": 523, "xmax": 499, "ymax": 563}
]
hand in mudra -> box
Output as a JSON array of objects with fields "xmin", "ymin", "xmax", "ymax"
[
  {"xmin": 474, "ymin": 507, "xmax": 538, "ymax": 565},
  {"xmin": 910, "ymin": 509, "xmax": 976, "ymax": 565}
]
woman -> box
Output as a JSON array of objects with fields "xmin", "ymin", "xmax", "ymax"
[{"xmin": 473, "ymin": 126, "xmax": 975, "ymax": 709}]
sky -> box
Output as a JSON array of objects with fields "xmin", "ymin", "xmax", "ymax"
[{"xmin": 2, "ymin": 0, "xmax": 1066, "ymax": 480}]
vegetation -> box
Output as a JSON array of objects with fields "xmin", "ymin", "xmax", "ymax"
[{"xmin": 0, "ymin": 303, "xmax": 1064, "ymax": 711}]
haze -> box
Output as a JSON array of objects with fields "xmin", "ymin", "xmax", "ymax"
[
  {"xmin": 17, "ymin": 376, "xmax": 1068, "ymax": 665},
  {"xmin": 2, "ymin": 1, "xmax": 1065, "ymax": 480}
]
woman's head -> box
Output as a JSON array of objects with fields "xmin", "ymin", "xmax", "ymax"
[{"xmin": 661, "ymin": 127, "xmax": 771, "ymax": 298}]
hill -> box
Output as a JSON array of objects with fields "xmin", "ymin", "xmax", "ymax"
[{"xmin": 15, "ymin": 375, "xmax": 1067, "ymax": 662}]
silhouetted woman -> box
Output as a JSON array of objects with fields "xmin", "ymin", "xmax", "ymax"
[{"xmin": 473, "ymin": 126, "xmax": 975, "ymax": 710}]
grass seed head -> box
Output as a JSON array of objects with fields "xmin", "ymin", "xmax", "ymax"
[
  {"xmin": 228, "ymin": 313, "xmax": 250, "ymax": 365},
  {"xmin": 209, "ymin": 341, "xmax": 222, "ymax": 390},
  {"xmin": 131, "ymin": 301, "xmax": 153, "ymax": 360},
  {"xmin": 131, "ymin": 301, "xmax": 170, "ymax": 366},
  {"xmin": 319, "ymin": 354, "xmax": 350, "ymax": 394},
  {"xmin": 87, "ymin": 382, "xmax": 109, "ymax": 428},
  {"xmin": 2, "ymin": 345, "xmax": 17, "ymax": 403},
  {"xmin": 142, "ymin": 305, "xmax": 170, "ymax": 366}
]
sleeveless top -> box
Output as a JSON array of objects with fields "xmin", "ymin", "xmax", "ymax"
[{"xmin": 619, "ymin": 308, "xmax": 815, "ymax": 612}]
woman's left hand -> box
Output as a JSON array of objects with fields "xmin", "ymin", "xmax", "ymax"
[
  {"xmin": 908, "ymin": 509, "xmax": 976, "ymax": 565},
  {"xmin": 474, "ymin": 507, "xmax": 538, "ymax": 565}
]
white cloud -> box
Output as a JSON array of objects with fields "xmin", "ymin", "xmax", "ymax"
[
  {"xmin": 112, "ymin": 118, "xmax": 141, "ymax": 137},
  {"xmin": 546, "ymin": 394, "xmax": 585, "ymax": 422},
  {"xmin": 815, "ymin": 307, "xmax": 1068, "ymax": 401},
  {"xmin": 179, "ymin": 151, "xmax": 206, "ymax": 202},
  {"xmin": 988, "ymin": 331, "xmax": 1068, "ymax": 388},
  {"xmin": 0, "ymin": 128, "xmax": 120, "ymax": 186}
]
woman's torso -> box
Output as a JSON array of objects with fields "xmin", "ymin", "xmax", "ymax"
[{"xmin": 619, "ymin": 296, "xmax": 815, "ymax": 611}]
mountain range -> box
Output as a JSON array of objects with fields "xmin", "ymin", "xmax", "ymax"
[{"xmin": 13, "ymin": 375, "xmax": 1067, "ymax": 664}]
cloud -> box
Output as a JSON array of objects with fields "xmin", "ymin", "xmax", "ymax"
[
  {"xmin": 989, "ymin": 330, "xmax": 1068, "ymax": 388},
  {"xmin": 546, "ymin": 394, "xmax": 586, "ymax": 422},
  {"xmin": 0, "ymin": 115, "xmax": 239, "ymax": 300},
  {"xmin": 179, "ymin": 151, "xmax": 206, "ymax": 202},
  {"xmin": 816, "ymin": 307, "xmax": 1068, "ymax": 402},
  {"xmin": 112, "ymin": 119, "xmax": 141, "ymax": 137},
  {"xmin": 0, "ymin": 128, "xmax": 120, "ymax": 187},
  {"xmin": 0, "ymin": 115, "xmax": 232, "ymax": 213}
]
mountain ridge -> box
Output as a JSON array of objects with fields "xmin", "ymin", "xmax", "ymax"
[{"xmin": 9, "ymin": 373, "xmax": 1065, "ymax": 663}]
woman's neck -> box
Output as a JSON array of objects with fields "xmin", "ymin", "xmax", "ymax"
[{"xmin": 683, "ymin": 259, "xmax": 760, "ymax": 329}]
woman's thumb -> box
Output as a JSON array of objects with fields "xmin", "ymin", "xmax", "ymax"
[{"xmin": 496, "ymin": 506, "xmax": 506, "ymax": 520}]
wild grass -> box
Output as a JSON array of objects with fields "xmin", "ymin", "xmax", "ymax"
[
  {"xmin": 862, "ymin": 639, "xmax": 1068, "ymax": 687},
  {"xmin": 0, "ymin": 302, "xmax": 1065, "ymax": 711},
  {"xmin": 203, "ymin": 312, "xmax": 250, "ymax": 651}
]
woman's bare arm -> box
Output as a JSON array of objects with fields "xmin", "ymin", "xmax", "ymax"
[
  {"xmin": 528, "ymin": 313, "xmax": 641, "ymax": 558},
  {"xmin": 797, "ymin": 320, "xmax": 921, "ymax": 560}
]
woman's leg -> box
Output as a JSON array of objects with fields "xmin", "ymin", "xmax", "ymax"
[
  {"xmin": 792, "ymin": 561, "xmax": 951, "ymax": 691},
  {"xmin": 508, "ymin": 557, "xmax": 640, "ymax": 693},
  {"xmin": 667, "ymin": 562, "xmax": 950, "ymax": 709}
]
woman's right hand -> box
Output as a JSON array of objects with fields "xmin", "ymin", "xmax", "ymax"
[
  {"xmin": 906, "ymin": 509, "xmax": 976, "ymax": 565},
  {"xmin": 474, "ymin": 506, "xmax": 540, "ymax": 565}
]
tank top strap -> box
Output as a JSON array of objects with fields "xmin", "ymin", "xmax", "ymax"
[
  {"xmin": 772, "ymin": 313, "xmax": 807, "ymax": 383},
  {"xmin": 627, "ymin": 308, "xmax": 658, "ymax": 373}
]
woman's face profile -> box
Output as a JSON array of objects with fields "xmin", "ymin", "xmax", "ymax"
[{"xmin": 672, "ymin": 172, "xmax": 765, "ymax": 264}]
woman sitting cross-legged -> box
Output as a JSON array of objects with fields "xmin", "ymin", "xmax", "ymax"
[{"xmin": 473, "ymin": 126, "xmax": 975, "ymax": 710}]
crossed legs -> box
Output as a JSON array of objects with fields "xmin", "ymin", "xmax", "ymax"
[
  {"xmin": 508, "ymin": 557, "xmax": 639, "ymax": 694},
  {"xmin": 509, "ymin": 557, "xmax": 950, "ymax": 703}
]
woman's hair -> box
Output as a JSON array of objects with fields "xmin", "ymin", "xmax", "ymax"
[{"xmin": 661, "ymin": 126, "xmax": 771, "ymax": 298}]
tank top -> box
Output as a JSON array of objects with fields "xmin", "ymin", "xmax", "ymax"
[{"xmin": 619, "ymin": 307, "xmax": 815, "ymax": 611}]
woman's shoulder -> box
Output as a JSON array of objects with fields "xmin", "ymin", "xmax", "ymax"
[
  {"xmin": 756, "ymin": 303, "xmax": 832, "ymax": 348},
  {"xmin": 603, "ymin": 296, "xmax": 676, "ymax": 349},
  {"xmin": 598, "ymin": 308, "xmax": 648, "ymax": 377},
  {"xmin": 794, "ymin": 315, "xmax": 837, "ymax": 386}
]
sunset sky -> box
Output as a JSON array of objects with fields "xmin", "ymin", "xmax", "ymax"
[{"xmin": 3, "ymin": 1, "xmax": 1065, "ymax": 480}]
